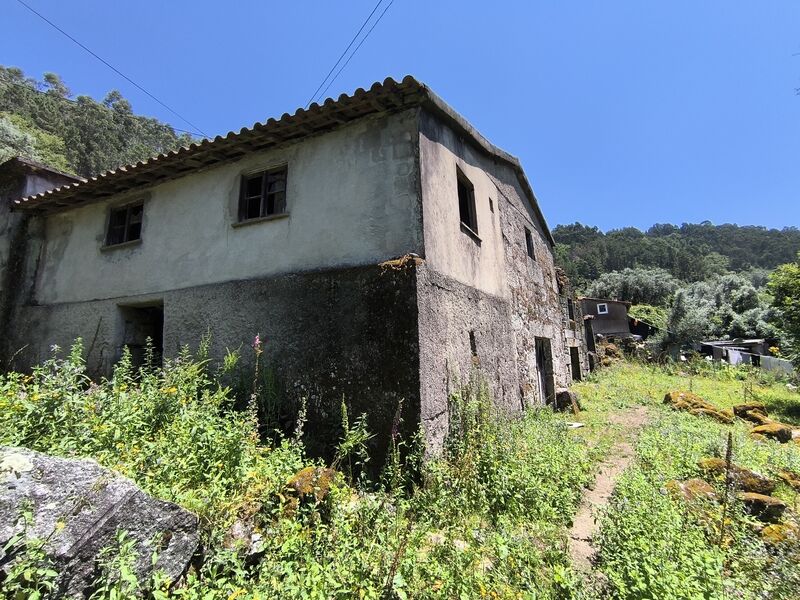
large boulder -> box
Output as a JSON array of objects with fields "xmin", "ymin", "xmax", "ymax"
[
  {"xmin": 750, "ymin": 422, "xmax": 794, "ymax": 444},
  {"xmin": 737, "ymin": 492, "xmax": 787, "ymax": 523},
  {"xmin": 732, "ymin": 403, "xmax": 771, "ymax": 425},
  {"xmin": 697, "ymin": 458, "xmax": 776, "ymax": 495},
  {"xmin": 663, "ymin": 392, "xmax": 733, "ymax": 424},
  {"xmin": 666, "ymin": 478, "xmax": 717, "ymax": 503},
  {"xmin": 554, "ymin": 388, "xmax": 581, "ymax": 414},
  {"xmin": 0, "ymin": 447, "xmax": 199, "ymax": 597}
]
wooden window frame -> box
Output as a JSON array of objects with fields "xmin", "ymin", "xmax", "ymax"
[
  {"xmin": 238, "ymin": 165, "xmax": 288, "ymax": 223},
  {"xmin": 105, "ymin": 202, "xmax": 144, "ymax": 247}
]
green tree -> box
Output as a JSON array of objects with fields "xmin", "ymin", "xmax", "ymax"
[
  {"xmin": 0, "ymin": 65, "xmax": 194, "ymax": 177},
  {"xmin": 585, "ymin": 267, "xmax": 679, "ymax": 306},
  {"xmin": 768, "ymin": 253, "xmax": 800, "ymax": 362},
  {"xmin": 0, "ymin": 111, "xmax": 70, "ymax": 172}
]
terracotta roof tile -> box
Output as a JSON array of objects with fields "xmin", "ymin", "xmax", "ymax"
[{"xmin": 12, "ymin": 76, "xmax": 554, "ymax": 245}]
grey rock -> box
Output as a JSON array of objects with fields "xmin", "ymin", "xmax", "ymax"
[
  {"xmin": 0, "ymin": 446, "xmax": 199, "ymax": 597},
  {"xmin": 554, "ymin": 388, "xmax": 581, "ymax": 413}
]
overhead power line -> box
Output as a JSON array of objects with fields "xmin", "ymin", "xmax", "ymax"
[
  {"xmin": 317, "ymin": 0, "xmax": 395, "ymax": 103},
  {"xmin": 305, "ymin": 0, "xmax": 395, "ymax": 108},
  {"xmin": 13, "ymin": 0, "xmax": 209, "ymax": 138}
]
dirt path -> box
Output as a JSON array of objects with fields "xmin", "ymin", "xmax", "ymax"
[{"xmin": 568, "ymin": 405, "xmax": 651, "ymax": 571}]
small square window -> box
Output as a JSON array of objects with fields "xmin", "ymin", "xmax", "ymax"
[
  {"xmin": 106, "ymin": 202, "xmax": 143, "ymax": 246},
  {"xmin": 239, "ymin": 166, "xmax": 287, "ymax": 222},
  {"xmin": 524, "ymin": 227, "xmax": 535, "ymax": 259},
  {"xmin": 597, "ymin": 303, "xmax": 609, "ymax": 315},
  {"xmin": 457, "ymin": 168, "xmax": 478, "ymax": 235}
]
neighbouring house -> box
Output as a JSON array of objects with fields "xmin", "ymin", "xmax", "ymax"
[
  {"xmin": 1, "ymin": 76, "xmax": 588, "ymax": 459},
  {"xmin": 579, "ymin": 297, "xmax": 632, "ymax": 339},
  {"xmin": 629, "ymin": 316, "xmax": 660, "ymax": 340},
  {"xmin": 0, "ymin": 157, "xmax": 84, "ymax": 349},
  {"xmin": 556, "ymin": 268, "xmax": 591, "ymax": 378}
]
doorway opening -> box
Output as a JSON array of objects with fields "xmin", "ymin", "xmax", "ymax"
[
  {"xmin": 118, "ymin": 303, "xmax": 164, "ymax": 369},
  {"xmin": 570, "ymin": 346, "xmax": 582, "ymax": 382},
  {"xmin": 534, "ymin": 337, "xmax": 555, "ymax": 404}
]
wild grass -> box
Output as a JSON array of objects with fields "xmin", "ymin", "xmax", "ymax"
[
  {"xmin": 577, "ymin": 360, "xmax": 800, "ymax": 599},
  {"xmin": 0, "ymin": 341, "xmax": 601, "ymax": 599}
]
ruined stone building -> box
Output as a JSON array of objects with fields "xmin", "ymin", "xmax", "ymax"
[{"xmin": 1, "ymin": 77, "xmax": 587, "ymax": 456}]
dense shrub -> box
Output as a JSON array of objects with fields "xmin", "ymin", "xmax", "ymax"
[
  {"xmin": 584, "ymin": 363, "xmax": 800, "ymax": 599},
  {"xmin": 0, "ymin": 343, "xmax": 596, "ymax": 598}
]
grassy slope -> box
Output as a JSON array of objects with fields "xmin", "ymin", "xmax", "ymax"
[
  {"xmin": 0, "ymin": 345, "xmax": 605, "ymax": 599},
  {"xmin": 573, "ymin": 361, "xmax": 800, "ymax": 599},
  {"xmin": 3, "ymin": 344, "xmax": 798, "ymax": 598}
]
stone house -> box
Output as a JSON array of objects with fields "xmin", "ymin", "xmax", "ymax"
[
  {"xmin": 0, "ymin": 156, "xmax": 84, "ymax": 351},
  {"xmin": 580, "ymin": 297, "xmax": 632, "ymax": 338},
  {"xmin": 2, "ymin": 77, "xmax": 587, "ymax": 458}
]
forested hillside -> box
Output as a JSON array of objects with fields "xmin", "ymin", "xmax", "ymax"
[
  {"xmin": 0, "ymin": 66, "xmax": 194, "ymax": 177},
  {"xmin": 554, "ymin": 222, "xmax": 800, "ymax": 286},
  {"xmin": 555, "ymin": 222, "xmax": 800, "ymax": 353}
]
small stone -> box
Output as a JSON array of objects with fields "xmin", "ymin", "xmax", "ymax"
[
  {"xmin": 554, "ymin": 389, "xmax": 580, "ymax": 414},
  {"xmin": 751, "ymin": 422, "xmax": 794, "ymax": 444},
  {"xmin": 760, "ymin": 523, "xmax": 800, "ymax": 545},
  {"xmin": 777, "ymin": 469, "xmax": 800, "ymax": 492},
  {"xmin": 737, "ymin": 492, "xmax": 787, "ymax": 523},
  {"xmin": 666, "ymin": 478, "xmax": 717, "ymax": 502},
  {"xmin": 286, "ymin": 466, "xmax": 336, "ymax": 502}
]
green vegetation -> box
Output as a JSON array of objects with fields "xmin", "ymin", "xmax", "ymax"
[
  {"xmin": 0, "ymin": 66, "xmax": 194, "ymax": 177},
  {"xmin": 555, "ymin": 222, "xmax": 800, "ymax": 286},
  {"xmin": 769, "ymin": 253, "xmax": 800, "ymax": 364},
  {"xmin": 0, "ymin": 342, "xmax": 601, "ymax": 598},
  {"xmin": 574, "ymin": 361, "xmax": 800, "ymax": 599},
  {"xmin": 555, "ymin": 223, "xmax": 800, "ymax": 351},
  {"xmin": 2, "ymin": 340, "xmax": 799, "ymax": 598}
]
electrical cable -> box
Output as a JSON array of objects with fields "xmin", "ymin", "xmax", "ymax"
[
  {"xmin": 304, "ymin": 0, "xmax": 387, "ymax": 108},
  {"xmin": 13, "ymin": 0, "xmax": 208, "ymax": 137}
]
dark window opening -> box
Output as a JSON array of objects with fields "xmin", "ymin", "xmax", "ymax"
[
  {"xmin": 570, "ymin": 346, "xmax": 582, "ymax": 381},
  {"xmin": 106, "ymin": 203, "xmax": 143, "ymax": 246},
  {"xmin": 469, "ymin": 330, "xmax": 478, "ymax": 358},
  {"xmin": 457, "ymin": 168, "xmax": 478, "ymax": 234},
  {"xmin": 567, "ymin": 298, "xmax": 575, "ymax": 321},
  {"xmin": 118, "ymin": 304, "xmax": 164, "ymax": 369},
  {"xmin": 534, "ymin": 337, "xmax": 555, "ymax": 405},
  {"xmin": 524, "ymin": 227, "xmax": 535, "ymax": 259},
  {"xmin": 239, "ymin": 166, "xmax": 287, "ymax": 221},
  {"xmin": 584, "ymin": 319, "xmax": 597, "ymax": 352},
  {"xmin": 489, "ymin": 198, "xmax": 494, "ymax": 213}
]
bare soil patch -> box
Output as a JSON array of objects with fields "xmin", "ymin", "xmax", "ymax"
[{"xmin": 568, "ymin": 405, "xmax": 651, "ymax": 571}]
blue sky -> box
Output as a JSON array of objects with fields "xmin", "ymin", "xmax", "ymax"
[{"xmin": 4, "ymin": 1, "xmax": 799, "ymax": 231}]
